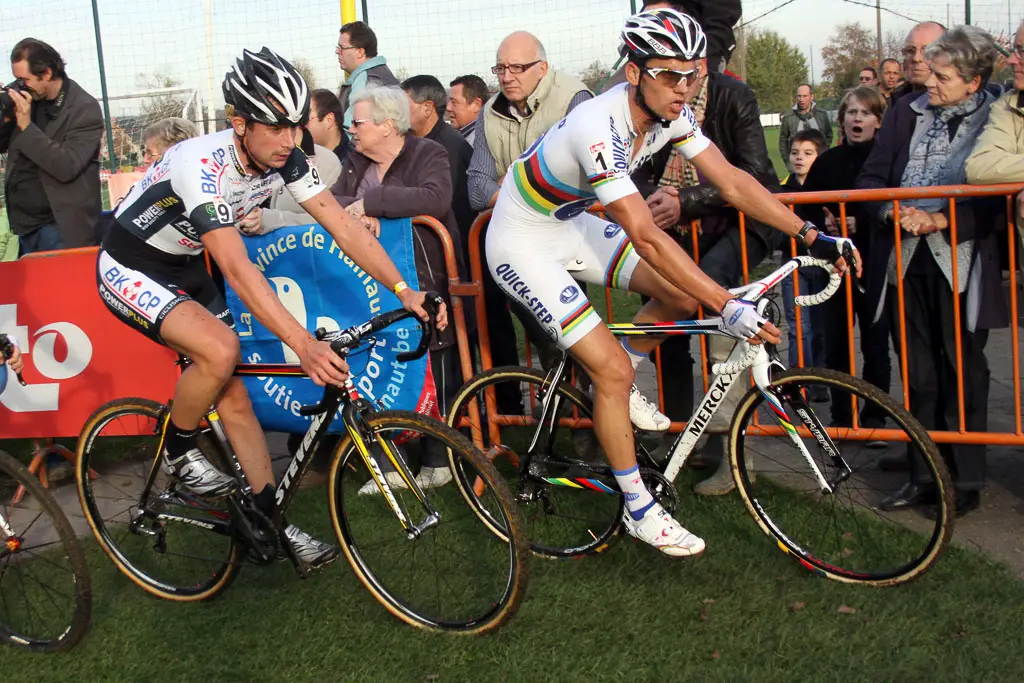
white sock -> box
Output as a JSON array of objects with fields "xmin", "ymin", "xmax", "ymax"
[
  {"xmin": 612, "ymin": 464, "xmax": 656, "ymax": 521},
  {"xmin": 621, "ymin": 339, "xmax": 646, "ymax": 371}
]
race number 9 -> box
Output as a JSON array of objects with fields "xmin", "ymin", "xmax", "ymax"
[
  {"xmin": 215, "ymin": 202, "xmax": 233, "ymax": 224},
  {"xmin": 310, "ymin": 167, "xmax": 321, "ymax": 185}
]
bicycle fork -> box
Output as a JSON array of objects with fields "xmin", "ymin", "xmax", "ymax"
[{"xmin": 752, "ymin": 354, "xmax": 851, "ymax": 494}]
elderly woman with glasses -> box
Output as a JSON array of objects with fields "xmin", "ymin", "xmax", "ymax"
[
  {"xmin": 329, "ymin": 85, "xmax": 464, "ymax": 494},
  {"xmin": 857, "ymin": 25, "xmax": 1007, "ymax": 519}
]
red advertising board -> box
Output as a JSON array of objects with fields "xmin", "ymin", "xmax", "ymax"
[{"xmin": 0, "ymin": 248, "xmax": 178, "ymax": 439}]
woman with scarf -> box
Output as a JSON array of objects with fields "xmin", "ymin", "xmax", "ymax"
[{"xmin": 857, "ymin": 25, "xmax": 1006, "ymax": 518}]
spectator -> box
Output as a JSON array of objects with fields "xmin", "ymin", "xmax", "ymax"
[
  {"xmin": 446, "ymin": 74, "xmax": 488, "ymax": 145},
  {"xmin": 330, "ymin": 86, "xmax": 461, "ymax": 492},
  {"xmin": 880, "ymin": 57, "xmax": 903, "ymax": 107},
  {"xmin": 629, "ymin": 58, "xmax": 782, "ymax": 495},
  {"xmin": 965, "ymin": 19, "xmax": 1024, "ymax": 287},
  {"xmin": 890, "ymin": 21, "xmax": 946, "ymax": 106},
  {"xmin": 779, "ymin": 84, "xmax": 833, "ymax": 170},
  {"xmin": 467, "ymin": 31, "xmax": 590, "ymax": 210},
  {"xmin": 779, "ymin": 129, "xmax": 828, "ymax": 394},
  {"xmin": 0, "ymin": 38, "xmax": 103, "ymax": 254},
  {"xmin": 244, "ymin": 130, "xmax": 343, "ymax": 234},
  {"xmin": 859, "ymin": 66, "xmax": 879, "ymax": 88},
  {"xmin": 141, "ymin": 117, "xmax": 198, "ymax": 166},
  {"xmin": 858, "ymin": 26, "xmax": 1004, "ymax": 518},
  {"xmin": 801, "ymin": 87, "xmax": 893, "ymax": 435},
  {"xmin": 336, "ymin": 21, "xmax": 399, "ymax": 128},
  {"xmin": 306, "ymin": 89, "xmax": 349, "ymax": 164},
  {"xmin": 466, "ymin": 30, "xmax": 590, "ymax": 387},
  {"xmin": 402, "ymin": 74, "xmax": 473, "ymax": 272}
]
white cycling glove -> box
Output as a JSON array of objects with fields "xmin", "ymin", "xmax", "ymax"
[{"xmin": 720, "ymin": 298, "xmax": 767, "ymax": 340}]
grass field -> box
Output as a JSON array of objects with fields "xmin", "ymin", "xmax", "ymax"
[{"xmin": 2, "ymin": 472, "xmax": 1024, "ymax": 682}]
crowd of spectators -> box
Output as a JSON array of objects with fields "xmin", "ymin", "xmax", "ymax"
[{"xmin": 2, "ymin": 8, "xmax": 1023, "ymax": 513}]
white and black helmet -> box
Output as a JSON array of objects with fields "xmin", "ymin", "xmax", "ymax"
[
  {"xmin": 223, "ymin": 47, "xmax": 310, "ymax": 126},
  {"xmin": 620, "ymin": 8, "xmax": 707, "ymax": 63}
]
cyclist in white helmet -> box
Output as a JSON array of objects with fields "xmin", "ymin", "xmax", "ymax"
[
  {"xmin": 486, "ymin": 8, "xmax": 858, "ymax": 557},
  {"xmin": 97, "ymin": 47, "xmax": 446, "ymax": 568}
]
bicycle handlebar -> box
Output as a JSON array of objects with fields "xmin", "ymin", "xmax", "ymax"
[{"xmin": 314, "ymin": 291, "xmax": 443, "ymax": 363}]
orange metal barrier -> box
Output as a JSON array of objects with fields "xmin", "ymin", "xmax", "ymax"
[{"xmin": 465, "ymin": 184, "xmax": 1024, "ymax": 447}]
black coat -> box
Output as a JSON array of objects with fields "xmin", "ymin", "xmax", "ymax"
[
  {"xmin": 799, "ymin": 139, "xmax": 876, "ymax": 254},
  {"xmin": 0, "ymin": 78, "xmax": 103, "ymax": 247},
  {"xmin": 856, "ymin": 93, "xmax": 1007, "ymax": 330},
  {"xmin": 632, "ymin": 71, "xmax": 781, "ymax": 254},
  {"xmin": 424, "ymin": 118, "xmax": 474, "ymax": 276},
  {"xmin": 672, "ymin": 1, "xmax": 742, "ymax": 69}
]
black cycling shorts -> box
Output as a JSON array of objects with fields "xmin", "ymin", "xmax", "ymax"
[{"xmin": 96, "ymin": 236, "xmax": 234, "ymax": 345}]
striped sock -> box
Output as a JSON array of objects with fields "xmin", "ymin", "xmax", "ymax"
[
  {"xmin": 612, "ymin": 464, "xmax": 656, "ymax": 521},
  {"xmin": 621, "ymin": 338, "xmax": 646, "ymax": 371}
]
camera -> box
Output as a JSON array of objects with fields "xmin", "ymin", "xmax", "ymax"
[{"xmin": 0, "ymin": 81, "xmax": 28, "ymax": 113}]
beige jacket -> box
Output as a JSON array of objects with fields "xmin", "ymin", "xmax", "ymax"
[{"xmin": 965, "ymin": 90, "xmax": 1024, "ymax": 269}]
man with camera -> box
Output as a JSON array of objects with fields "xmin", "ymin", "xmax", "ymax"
[{"xmin": 0, "ymin": 38, "xmax": 103, "ymax": 255}]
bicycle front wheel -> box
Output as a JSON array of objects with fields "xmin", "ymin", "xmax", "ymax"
[
  {"xmin": 729, "ymin": 368, "xmax": 953, "ymax": 585},
  {"xmin": 76, "ymin": 398, "xmax": 241, "ymax": 601},
  {"xmin": 0, "ymin": 450, "xmax": 92, "ymax": 652},
  {"xmin": 329, "ymin": 411, "xmax": 529, "ymax": 635}
]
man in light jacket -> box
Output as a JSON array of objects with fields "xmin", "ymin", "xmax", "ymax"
[
  {"xmin": 336, "ymin": 22, "xmax": 398, "ymax": 128},
  {"xmin": 778, "ymin": 84, "xmax": 833, "ymax": 170}
]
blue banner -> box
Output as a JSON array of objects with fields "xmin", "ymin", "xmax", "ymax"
[{"xmin": 225, "ymin": 220, "xmax": 428, "ymax": 434}]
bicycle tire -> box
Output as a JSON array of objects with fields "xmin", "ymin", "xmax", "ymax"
[
  {"xmin": 76, "ymin": 398, "xmax": 241, "ymax": 601},
  {"xmin": 447, "ymin": 366, "xmax": 624, "ymax": 559},
  {"xmin": 329, "ymin": 411, "xmax": 529, "ymax": 635},
  {"xmin": 0, "ymin": 450, "xmax": 92, "ymax": 652},
  {"xmin": 728, "ymin": 368, "xmax": 954, "ymax": 586}
]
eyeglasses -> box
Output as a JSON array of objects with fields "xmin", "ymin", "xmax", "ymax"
[
  {"xmin": 491, "ymin": 60, "xmax": 541, "ymax": 75},
  {"xmin": 643, "ymin": 67, "xmax": 700, "ymax": 88},
  {"xmin": 1012, "ymin": 45, "xmax": 1024, "ymax": 60},
  {"xmin": 351, "ymin": 119, "xmax": 372, "ymax": 127},
  {"xmin": 337, "ymin": 44, "xmax": 359, "ymax": 52},
  {"xmin": 901, "ymin": 45, "xmax": 928, "ymax": 58}
]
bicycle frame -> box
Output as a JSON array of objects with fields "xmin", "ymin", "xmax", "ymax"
[
  {"xmin": 136, "ymin": 302, "xmax": 443, "ymax": 558},
  {"xmin": 524, "ymin": 256, "xmax": 848, "ymax": 492}
]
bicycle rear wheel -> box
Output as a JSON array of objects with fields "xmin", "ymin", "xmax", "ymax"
[
  {"xmin": 0, "ymin": 450, "xmax": 91, "ymax": 652},
  {"xmin": 729, "ymin": 368, "xmax": 953, "ymax": 585},
  {"xmin": 75, "ymin": 398, "xmax": 241, "ymax": 601},
  {"xmin": 447, "ymin": 367, "xmax": 624, "ymax": 558},
  {"xmin": 329, "ymin": 411, "xmax": 529, "ymax": 634}
]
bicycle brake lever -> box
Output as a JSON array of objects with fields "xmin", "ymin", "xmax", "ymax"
[{"xmin": 844, "ymin": 243, "xmax": 865, "ymax": 295}]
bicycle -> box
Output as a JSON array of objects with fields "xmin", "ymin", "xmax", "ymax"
[
  {"xmin": 0, "ymin": 336, "xmax": 92, "ymax": 652},
  {"xmin": 448, "ymin": 254, "xmax": 953, "ymax": 586},
  {"xmin": 75, "ymin": 296, "xmax": 529, "ymax": 634}
]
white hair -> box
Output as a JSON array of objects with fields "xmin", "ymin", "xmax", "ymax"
[
  {"xmin": 352, "ymin": 86, "xmax": 411, "ymax": 135},
  {"xmin": 142, "ymin": 117, "xmax": 199, "ymax": 152}
]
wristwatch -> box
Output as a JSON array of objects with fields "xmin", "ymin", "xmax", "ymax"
[{"xmin": 796, "ymin": 221, "xmax": 816, "ymax": 243}]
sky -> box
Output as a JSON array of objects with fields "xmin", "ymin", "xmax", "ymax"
[{"xmin": 0, "ymin": 0, "xmax": 1018, "ymax": 120}]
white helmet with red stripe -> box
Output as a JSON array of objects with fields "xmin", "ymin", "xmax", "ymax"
[{"xmin": 620, "ymin": 8, "xmax": 707, "ymax": 62}]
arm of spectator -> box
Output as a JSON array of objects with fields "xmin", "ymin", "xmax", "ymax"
[
  {"xmin": 676, "ymin": 86, "xmax": 779, "ymax": 219},
  {"xmin": 467, "ymin": 107, "xmax": 501, "ymax": 211},
  {"xmin": 363, "ymin": 143, "xmax": 453, "ymax": 219},
  {"xmin": 0, "ymin": 116, "xmax": 15, "ymax": 154},
  {"xmin": 14, "ymin": 100, "xmax": 103, "ymax": 183},
  {"xmin": 965, "ymin": 97, "xmax": 1024, "ymax": 184}
]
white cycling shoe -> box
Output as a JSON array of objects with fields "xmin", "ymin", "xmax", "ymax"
[
  {"xmin": 589, "ymin": 383, "xmax": 671, "ymax": 432},
  {"xmin": 357, "ymin": 470, "xmax": 408, "ymax": 496},
  {"xmin": 628, "ymin": 385, "xmax": 671, "ymax": 432},
  {"xmin": 621, "ymin": 502, "xmax": 706, "ymax": 558}
]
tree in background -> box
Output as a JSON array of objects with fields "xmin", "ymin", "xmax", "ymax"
[
  {"xmin": 579, "ymin": 61, "xmax": 612, "ymax": 92},
  {"xmin": 135, "ymin": 71, "xmax": 190, "ymax": 122},
  {"xmin": 745, "ymin": 29, "xmax": 809, "ymax": 114},
  {"xmin": 821, "ymin": 22, "xmax": 876, "ymax": 97},
  {"xmin": 292, "ymin": 58, "xmax": 317, "ymax": 90}
]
